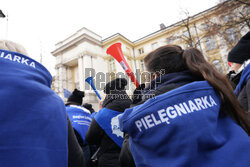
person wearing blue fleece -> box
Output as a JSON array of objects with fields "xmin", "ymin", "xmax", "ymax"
[
  {"xmin": 119, "ymin": 45, "xmax": 250, "ymax": 167},
  {"xmin": 0, "ymin": 40, "xmax": 68, "ymax": 167},
  {"xmin": 66, "ymin": 89, "xmax": 92, "ymax": 147},
  {"xmin": 66, "ymin": 89, "xmax": 93, "ymax": 167}
]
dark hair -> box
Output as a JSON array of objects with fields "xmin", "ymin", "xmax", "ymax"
[
  {"xmin": 145, "ymin": 45, "xmax": 250, "ymax": 135},
  {"xmin": 144, "ymin": 45, "xmax": 187, "ymax": 73}
]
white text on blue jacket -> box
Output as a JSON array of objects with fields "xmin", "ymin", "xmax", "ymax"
[{"xmin": 135, "ymin": 95, "xmax": 217, "ymax": 132}]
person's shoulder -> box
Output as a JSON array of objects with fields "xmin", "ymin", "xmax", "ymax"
[{"xmin": 67, "ymin": 105, "xmax": 91, "ymax": 114}]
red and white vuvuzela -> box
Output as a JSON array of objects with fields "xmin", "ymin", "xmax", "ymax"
[{"xmin": 106, "ymin": 43, "xmax": 139, "ymax": 88}]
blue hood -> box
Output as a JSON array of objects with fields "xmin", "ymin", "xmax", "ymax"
[
  {"xmin": 0, "ymin": 49, "xmax": 68, "ymax": 167},
  {"xmin": 119, "ymin": 81, "xmax": 250, "ymax": 167}
]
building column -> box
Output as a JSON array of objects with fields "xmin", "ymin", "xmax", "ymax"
[
  {"xmin": 82, "ymin": 54, "xmax": 99, "ymax": 107},
  {"xmin": 57, "ymin": 64, "xmax": 67, "ymax": 100},
  {"xmin": 78, "ymin": 55, "xmax": 84, "ymax": 91},
  {"xmin": 55, "ymin": 66, "xmax": 60, "ymax": 94},
  {"xmin": 66, "ymin": 67, "xmax": 72, "ymax": 91},
  {"xmin": 83, "ymin": 55, "xmax": 92, "ymax": 94}
]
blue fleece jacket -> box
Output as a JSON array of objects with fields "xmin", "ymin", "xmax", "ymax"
[
  {"xmin": 66, "ymin": 105, "xmax": 92, "ymax": 144},
  {"xmin": 0, "ymin": 49, "xmax": 67, "ymax": 167},
  {"xmin": 119, "ymin": 80, "xmax": 250, "ymax": 167}
]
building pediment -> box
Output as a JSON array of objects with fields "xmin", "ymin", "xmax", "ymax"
[{"xmin": 52, "ymin": 27, "xmax": 102, "ymax": 56}]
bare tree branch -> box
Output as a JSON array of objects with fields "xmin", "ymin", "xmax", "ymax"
[{"xmin": 235, "ymin": 0, "xmax": 250, "ymax": 6}]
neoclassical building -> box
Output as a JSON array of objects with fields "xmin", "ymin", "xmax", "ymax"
[{"xmin": 52, "ymin": 1, "xmax": 249, "ymax": 110}]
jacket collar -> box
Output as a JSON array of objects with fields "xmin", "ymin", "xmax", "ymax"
[{"xmin": 144, "ymin": 71, "xmax": 202, "ymax": 95}]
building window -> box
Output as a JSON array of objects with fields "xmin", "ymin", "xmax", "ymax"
[
  {"xmin": 201, "ymin": 23, "xmax": 208, "ymax": 30},
  {"xmin": 204, "ymin": 36, "xmax": 217, "ymax": 51},
  {"xmin": 152, "ymin": 42, "xmax": 158, "ymax": 50},
  {"xmin": 247, "ymin": 7, "xmax": 250, "ymax": 14},
  {"xmin": 109, "ymin": 59, "xmax": 115, "ymax": 71},
  {"xmin": 223, "ymin": 15, "xmax": 232, "ymax": 23},
  {"xmin": 212, "ymin": 60, "xmax": 224, "ymax": 73},
  {"xmin": 140, "ymin": 60, "xmax": 145, "ymax": 71},
  {"xmin": 226, "ymin": 28, "xmax": 239, "ymax": 43},
  {"xmin": 138, "ymin": 48, "xmax": 144, "ymax": 54},
  {"xmin": 166, "ymin": 36, "xmax": 176, "ymax": 44}
]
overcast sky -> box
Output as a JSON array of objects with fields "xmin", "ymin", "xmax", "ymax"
[{"xmin": 0, "ymin": 0, "xmax": 218, "ymax": 75}]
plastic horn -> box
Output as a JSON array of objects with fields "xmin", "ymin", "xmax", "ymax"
[
  {"xmin": 106, "ymin": 43, "xmax": 139, "ymax": 88},
  {"xmin": 85, "ymin": 77, "xmax": 102, "ymax": 100}
]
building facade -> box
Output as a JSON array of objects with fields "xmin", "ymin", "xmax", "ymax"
[{"xmin": 52, "ymin": 0, "xmax": 249, "ymax": 110}]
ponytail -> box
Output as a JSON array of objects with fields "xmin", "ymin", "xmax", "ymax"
[{"xmin": 182, "ymin": 48, "xmax": 250, "ymax": 135}]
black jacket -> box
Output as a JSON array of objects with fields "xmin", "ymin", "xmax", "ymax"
[
  {"xmin": 237, "ymin": 78, "xmax": 250, "ymax": 110},
  {"xmin": 86, "ymin": 92, "xmax": 132, "ymax": 167},
  {"xmin": 228, "ymin": 66, "xmax": 250, "ymax": 110}
]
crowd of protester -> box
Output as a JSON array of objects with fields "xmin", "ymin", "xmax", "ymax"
[{"xmin": 0, "ymin": 31, "xmax": 249, "ymax": 167}]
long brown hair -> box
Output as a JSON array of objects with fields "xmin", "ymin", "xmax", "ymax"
[
  {"xmin": 144, "ymin": 45, "xmax": 250, "ymax": 135},
  {"xmin": 183, "ymin": 48, "xmax": 249, "ymax": 135}
]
